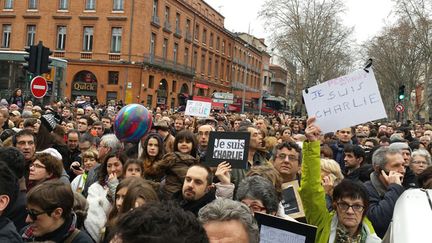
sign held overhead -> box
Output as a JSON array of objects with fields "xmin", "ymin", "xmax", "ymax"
[{"xmin": 302, "ymin": 69, "xmax": 387, "ymax": 133}]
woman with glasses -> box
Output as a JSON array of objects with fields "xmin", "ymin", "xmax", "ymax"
[
  {"xmin": 299, "ymin": 117, "xmax": 381, "ymax": 243},
  {"xmin": 409, "ymin": 149, "xmax": 431, "ymax": 176},
  {"xmin": 22, "ymin": 180, "xmax": 93, "ymax": 242},
  {"xmin": 27, "ymin": 153, "xmax": 63, "ymax": 191}
]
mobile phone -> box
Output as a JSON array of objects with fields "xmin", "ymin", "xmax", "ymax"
[
  {"xmin": 72, "ymin": 165, "xmax": 81, "ymax": 170},
  {"xmin": 380, "ymin": 169, "xmax": 390, "ymax": 176}
]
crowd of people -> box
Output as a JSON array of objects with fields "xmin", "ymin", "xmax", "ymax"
[{"xmin": 0, "ymin": 93, "xmax": 431, "ymax": 242}]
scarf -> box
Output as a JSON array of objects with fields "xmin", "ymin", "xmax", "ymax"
[
  {"xmin": 335, "ymin": 222, "xmax": 367, "ymax": 243},
  {"xmin": 22, "ymin": 213, "xmax": 77, "ymax": 242}
]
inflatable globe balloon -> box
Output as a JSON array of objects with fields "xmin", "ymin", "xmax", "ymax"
[{"xmin": 114, "ymin": 104, "xmax": 152, "ymax": 142}]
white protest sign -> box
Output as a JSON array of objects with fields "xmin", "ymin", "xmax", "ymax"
[
  {"xmin": 185, "ymin": 100, "xmax": 211, "ymax": 117},
  {"xmin": 302, "ymin": 69, "xmax": 387, "ymax": 133}
]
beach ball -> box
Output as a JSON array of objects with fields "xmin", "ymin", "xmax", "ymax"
[{"xmin": 114, "ymin": 104, "xmax": 152, "ymax": 142}]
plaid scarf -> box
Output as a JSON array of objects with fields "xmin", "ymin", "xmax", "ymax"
[
  {"xmin": 335, "ymin": 222, "xmax": 367, "ymax": 243},
  {"xmin": 22, "ymin": 213, "xmax": 77, "ymax": 242}
]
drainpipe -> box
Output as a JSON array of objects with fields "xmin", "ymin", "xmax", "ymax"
[{"xmin": 123, "ymin": 0, "xmax": 135, "ymax": 102}]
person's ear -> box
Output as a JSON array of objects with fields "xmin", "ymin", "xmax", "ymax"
[
  {"xmin": 51, "ymin": 207, "xmax": 63, "ymax": 219},
  {"xmin": 0, "ymin": 195, "xmax": 10, "ymax": 212}
]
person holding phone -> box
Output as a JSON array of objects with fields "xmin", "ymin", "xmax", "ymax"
[{"xmin": 364, "ymin": 146, "xmax": 406, "ymax": 238}]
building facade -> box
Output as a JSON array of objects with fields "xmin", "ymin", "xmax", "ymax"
[{"xmin": 0, "ymin": 0, "xmax": 268, "ymax": 109}]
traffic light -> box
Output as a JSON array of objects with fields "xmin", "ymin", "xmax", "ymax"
[
  {"xmin": 40, "ymin": 46, "xmax": 52, "ymax": 74},
  {"xmin": 23, "ymin": 46, "xmax": 37, "ymax": 74},
  {"xmin": 398, "ymin": 85, "xmax": 406, "ymax": 101}
]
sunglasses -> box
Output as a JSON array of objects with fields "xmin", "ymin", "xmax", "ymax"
[{"xmin": 26, "ymin": 209, "xmax": 49, "ymax": 221}]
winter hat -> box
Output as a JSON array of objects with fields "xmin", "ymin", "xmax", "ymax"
[
  {"xmin": 36, "ymin": 148, "xmax": 62, "ymax": 161},
  {"xmin": 389, "ymin": 142, "xmax": 412, "ymax": 154},
  {"xmin": 390, "ymin": 133, "xmax": 405, "ymax": 143},
  {"xmin": 0, "ymin": 99, "xmax": 8, "ymax": 107},
  {"xmin": 41, "ymin": 113, "xmax": 61, "ymax": 132}
]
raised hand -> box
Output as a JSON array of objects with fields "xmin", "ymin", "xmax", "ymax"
[
  {"xmin": 215, "ymin": 161, "xmax": 232, "ymax": 185},
  {"xmin": 305, "ymin": 116, "xmax": 321, "ymax": 142}
]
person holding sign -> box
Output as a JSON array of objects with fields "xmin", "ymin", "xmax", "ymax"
[{"xmin": 299, "ymin": 117, "xmax": 381, "ymax": 243}]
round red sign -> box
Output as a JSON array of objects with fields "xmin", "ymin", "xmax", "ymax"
[
  {"xmin": 30, "ymin": 76, "xmax": 48, "ymax": 99},
  {"xmin": 394, "ymin": 103, "xmax": 405, "ymax": 113}
]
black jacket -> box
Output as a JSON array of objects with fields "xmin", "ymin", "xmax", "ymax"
[
  {"xmin": 4, "ymin": 190, "xmax": 27, "ymax": 232},
  {"xmin": 22, "ymin": 215, "xmax": 93, "ymax": 243},
  {"xmin": 172, "ymin": 188, "xmax": 216, "ymax": 216},
  {"xmin": 0, "ymin": 216, "xmax": 22, "ymax": 243},
  {"xmin": 364, "ymin": 173, "xmax": 405, "ymax": 238}
]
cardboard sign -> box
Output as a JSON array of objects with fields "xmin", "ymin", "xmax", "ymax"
[
  {"xmin": 185, "ymin": 100, "xmax": 211, "ymax": 117},
  {"xmin": 281, "ymin": 181, "xmax": 305, "ymax": 219},
  {"xmin": 302, "ymin": 69, "xmax": 387, "ymax": 133},
  {"xmin": 204, "ymin": 132, "xmax": 250, "ymax": 169},
  {"xmin": 255, "ymin": 212, "xmax": 317, "ymax": 243}
]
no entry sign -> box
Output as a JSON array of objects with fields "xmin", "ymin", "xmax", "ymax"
[
  {"xmin": 30, "ymin": 76, "xmax": 48, "ymax": 99},
  {"xmin": 394, "ymin": 103, "xmax": 405, "ymax": 113}
]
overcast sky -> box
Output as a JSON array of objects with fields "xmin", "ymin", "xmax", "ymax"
[{"xmin": 205, "ymin": 0, "xmax": 395, "ymax": 45}]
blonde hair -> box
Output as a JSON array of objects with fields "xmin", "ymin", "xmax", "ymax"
[
  {"xmin": 82, "ymin": 148, "xmax": 99, "ymax": 160},
  {"xmin": 320, "ymin": 158, "xmax": 344, "ymax": 185}
]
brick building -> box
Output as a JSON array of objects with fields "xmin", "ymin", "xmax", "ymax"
[{"xmin": 0, "ymin": 0, "xmax": 269, "ymax": 109}]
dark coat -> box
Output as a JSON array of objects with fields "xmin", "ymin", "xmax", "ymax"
[
  {"xmin": 153, "ymin": 152, "xmax": 199, "ymax": 199},
  {"xmin": 21, "ymin": 215, "xmax": 93, "ymax": 243},
  {"xmin": 0, "ymin": 216, "xmax": 22, "ymax": 243},
  {"xmin": 172, "ymin": 188, "xmax": 216, "ymax": 216},
  {"xmin": 4, "ymin": 190, "xmax": 27, "ymax": 232},
  {"xmin": 364, "ymin": 174, "xmax": 405, "ymax": 238}
]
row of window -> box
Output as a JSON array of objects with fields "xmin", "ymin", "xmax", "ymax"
[
  {"xmin": 3, "ymin": 0, "xmax": 124, "ymax": 11},
  {"xmin": 152, "ymin": 0, "xmax": 230, "ymax": 54},
  {"xmin": 1, "ymin": 24, "xmax": 122, "ymax": 53}
]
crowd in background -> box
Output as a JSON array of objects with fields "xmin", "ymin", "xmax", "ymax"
[{"xmin": 0, "ymin": 92, "xmax": 431, "ymax": 242}]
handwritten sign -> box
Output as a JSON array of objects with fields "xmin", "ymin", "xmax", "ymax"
[
  {"xmin": 281, "ymin": 181, "xmax": 305, "ymax": 219},
  {"xmin": 205, "ymin": 132, "xmax": 250, "ymax": 169},
  {"xmin": 185, "ymin": 100, "xmax": 211, "ymax": 117},
  {"xmin": 255, "ymin": 212, "xmax": 317, "ymax": 243},
  {"xmin": 302, "ymin": 69, "xmax": 387, "ymax": 133}
]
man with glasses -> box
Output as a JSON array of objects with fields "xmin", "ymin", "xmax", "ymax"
[
  {"xmin": 77, "ymin": 116, "xmax": 93, "ymax": 136},
  {"xmin": 22, "ymin": 180, "xmax": 93, "ymax": 242},
  {"xmin": 271, "ymin": 141, "xmax": 302, "ymax": 184},
  {"xmin": 299, "ymin": 117, "xmax": 381, "ymax": 243}
]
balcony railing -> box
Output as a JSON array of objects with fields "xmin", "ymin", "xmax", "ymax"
[
  {"xmin": 271, "ymin": 78, "xmax": 287, "ymax": 85},
  {"xmin": 80, "ymin": 52, "xmax": 92, "ymax": 59},
  {"xmin": 53, "ymin": 51, "xmax": 65, "ymax": 58},
  {"xmin": 232, "ymin": 81, "xmax": 259, "ymax": 93},
  {"xmin": 109, "ymin": 53, "xmax": 121, "ymax": 61},
  {"xmin": 174, "ymin": 27, "xmax": 182, "ymax": 38},
  {"xmin": 163, "ymin": 21, "xmax": 172, "ymax": 33},
  {"xmin": 185, "ymin": 32, "xmax": 192, "ymax": 42},
  {"xmin": 143, "ymin": 53, "xmax": 195, "ymax": 77},
  {"xmin": 151, "ymin": 15, "xmax": 160, "ymax": 28}
]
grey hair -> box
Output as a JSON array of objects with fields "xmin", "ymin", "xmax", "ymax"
[
  {"xmin": 412, "ymin": 149, "xmax": 431, "ymax": 165},
  {"xmin": 372, "ymin": 146, "xmax": 401, "ymax": 169},
  {"xmin": 101, "ymin": 134, "xmax": 122, "ymax": 153},
  {"xmin": 236, "ymin": 175, "xmax": 279, "ymax": 215},
  {"xmin": 198, "ymin": 198, "xmax": 259, "ymax": 243}
]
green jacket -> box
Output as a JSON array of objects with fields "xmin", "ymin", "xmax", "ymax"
[{"xmin": 299, "ymin": 141, "xmax": 381, "ymax": 243}]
